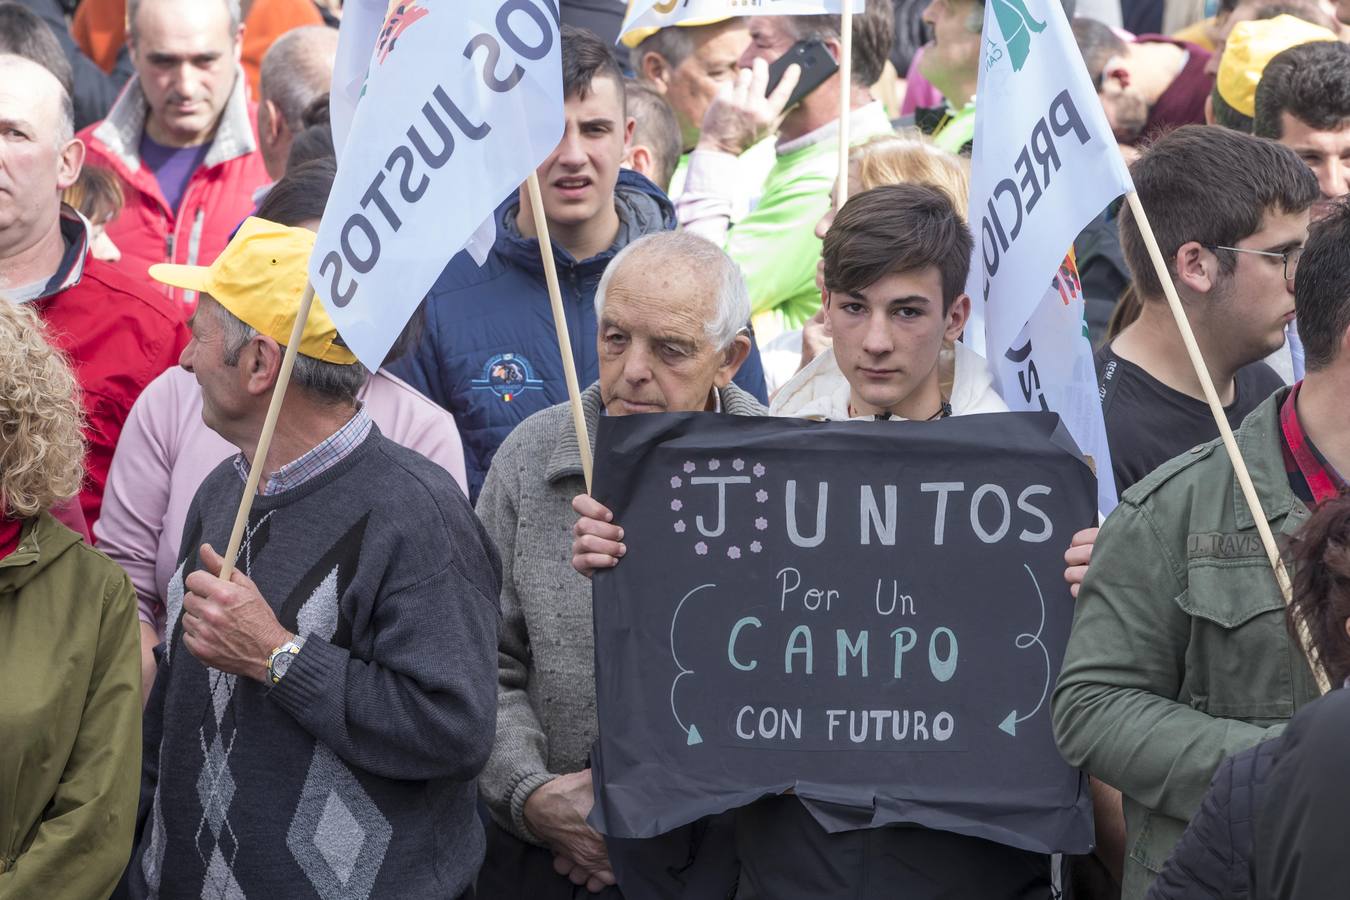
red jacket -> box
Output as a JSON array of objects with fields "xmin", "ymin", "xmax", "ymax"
[
  {"xmin": 78, "ymin": 71, "xmax": 270, "ymax": 306},
  {"xmin": 33, "ymin": 212, "xmax": 190, "ymax": 527}
]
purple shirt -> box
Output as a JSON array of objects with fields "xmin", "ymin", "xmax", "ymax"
[{"xmin": 138, "ymin": 133, "xmax": 211, "ymax": 212}]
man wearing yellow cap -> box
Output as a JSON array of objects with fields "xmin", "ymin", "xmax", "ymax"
[
  {"xmin": 1209, "ymin": 14, "xmax": 1337, "ymax": 132},
  {"xmin": 124, "ymin": 218, "xmax": 503, "ymax": 900}
]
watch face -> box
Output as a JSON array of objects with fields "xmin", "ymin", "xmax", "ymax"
[{"xmin": 272, "ymin": 651, "xmax": 296, "ymax": 681}]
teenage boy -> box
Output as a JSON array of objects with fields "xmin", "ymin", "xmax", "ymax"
[
  {"xmin": 1052, "ymin": 197, "xmax": 1350, "ymax": 900},
  {"xmin": 1096, "ymin": 125, "xmax": 1317, "ymax": 495},
  {"xmin": 392, "ymin": 27, "xmax": 767, "ymax": 501},
  {"xmin": 572, "ymin": 186, "xmax": 1087, "ymax": 897}
]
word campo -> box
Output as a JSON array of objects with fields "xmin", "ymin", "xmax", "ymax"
[{"xmin": 319, "ymin": 0, "xmax": 560, "ymax": 307}]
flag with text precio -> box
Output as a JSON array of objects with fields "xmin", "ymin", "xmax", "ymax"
[
  {"xmin": 313, "ymin": 0, "xmax": 564, "ymax": 370},
  {"xmin": 966, "ymin": 0, "xmax": 1133, "ymax": 514},
  {"xmin": 620, "ymin": 0, "xmax": 865, "ymax": 44}
]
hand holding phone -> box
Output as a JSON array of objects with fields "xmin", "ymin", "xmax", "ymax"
[
  {"xmin": 765, "ymin": 39, "xmax": 840, "ymax": 111},
  {"xmin": 695, "ymin": 57, "xmax": 803, "ymax": 157}
]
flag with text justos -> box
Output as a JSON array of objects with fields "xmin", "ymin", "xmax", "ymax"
[
  {"xmin": 313, "ymin": 0, "xmax": 564, "ymax": 370},
  {"xmin": 620, "ymin": 0, "xmax": 864, "ymax": 44},
  {"xmin": 966, "ymin": 0, "xmax": 1133, "ymax": 514}
]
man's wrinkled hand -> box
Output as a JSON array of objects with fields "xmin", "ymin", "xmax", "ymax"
[
  {"xmin": 524, "ymin": 770, "xmax": 615, "ymax": 892},
  {"xmin": 1064, "ymin": 527, "xmax": 1099, "ymax": 599},
  {"xmin": 182, "ymin": 543, "xmax": 292, "ymax": 681},
  {"xmin": 572, "ymin": 494, "xmax": 625, "ymax": 579},
  {"xmin": 696, "ymin": 57, "xmax": 801, "ymax": 157}
]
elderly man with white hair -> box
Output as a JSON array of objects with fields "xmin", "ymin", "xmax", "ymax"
[{"xmin": 475, "ymin": 230, "xmax": 760, "ymax": 898}]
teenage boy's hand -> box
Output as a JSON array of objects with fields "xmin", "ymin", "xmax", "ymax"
[
  {"xmin": 696, "ymin": 57, "xmax": 801, "ymax": 157},
  {"xmin": 1064, "ymin": 527, "xmax": 1099, "ymax": 598},
  {"xmin": 572, "ymin": 494, "xmax": 625, "ymax": 579}
]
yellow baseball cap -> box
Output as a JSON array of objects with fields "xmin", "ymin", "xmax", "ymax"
[
  {"xmin": 150, "ymin": 217, "xmax": 358, "ymax": 366},
  {"xmin": 620, "ymin": 0, "xmax": 735, "ymax": 48},
  {"xmin": 1217, "ymin": 15, "xmax": 1338, "ymax": 118}
]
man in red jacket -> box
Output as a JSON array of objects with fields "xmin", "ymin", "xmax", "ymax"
[
  {"xmin": 0, "ymin": 53, "xmax": 189, "ymax": 526},
  {"xmin": 78, "ymin": 0, "xmax": 269, "ymax": 305}
]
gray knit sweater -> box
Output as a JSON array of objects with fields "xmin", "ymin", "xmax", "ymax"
[
  {"xmin": 129, "ymin": 427, "xmax": 502, "ymax": 899},
  {"xmin": 476, "ymin": 382, "xmax": 765, "ymax": 843}
]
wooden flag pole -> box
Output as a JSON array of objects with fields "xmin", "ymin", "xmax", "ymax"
[
  {"xmin": 836, "ymin": 2, "xmax": 855, "ymax": 207},
  {"xmin": 1125, "ymin": 191, "xmax": 1329, "ymax": 695},
  {"xmin": 527, "ymin": 171, "xmax": 594, "ymax": 491},
  {"xmin": 218, "ymin": 283, "xmax": 317, "ymax": 582}
]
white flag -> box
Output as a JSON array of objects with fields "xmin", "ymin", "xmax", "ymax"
[
  {"xmin": 311, "ymin": 0, "xmax": 564, "ymax": 370},
  {"xmin": 620, "ymin": 0, "xmax": 864, "ymax": 44},
  {"xmin": 966, "ymin": 0, "xmax": 1133, "ymax": 513}
]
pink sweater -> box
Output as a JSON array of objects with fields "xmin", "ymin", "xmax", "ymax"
[{"xmin": 94, "ymin": 366, "xmax": 469, "ymax": 633}]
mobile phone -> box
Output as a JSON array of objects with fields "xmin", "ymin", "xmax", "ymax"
[{"xmin": 765, "ymin": 39, "xmax": 840, "ymax": 111}]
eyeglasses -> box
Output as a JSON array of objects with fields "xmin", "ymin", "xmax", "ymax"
[{"xmin": 1208, "ymin": 244, "xmax": 1305, "ymax": 281}]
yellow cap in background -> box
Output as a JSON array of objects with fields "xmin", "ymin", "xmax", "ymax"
[
  {"xmin": 150, "ymin": 218, "xmax": 359, "ymax": 366},
  {"xmin": 1217, "ymin": 15, "xmax": 1338, "ymax": 117},
  {"xmin": 620, "ymin": 0, "xmax": 735, "ymax": 48}
]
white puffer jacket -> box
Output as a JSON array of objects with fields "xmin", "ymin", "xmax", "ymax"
[{"xmin": 770, "ymin": 340, "xmax": 1009, "ymax": 420}]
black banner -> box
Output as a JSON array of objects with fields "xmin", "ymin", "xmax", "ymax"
[{"xmin": 588, "ymin": 411, "xmax": 1096, "ymax": 855}]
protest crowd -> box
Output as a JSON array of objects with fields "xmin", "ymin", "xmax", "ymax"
[{"xmin": 5, "ymin": 0, "xmax": 1350, "ymax": 897}]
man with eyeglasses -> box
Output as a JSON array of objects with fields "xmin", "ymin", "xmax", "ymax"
[
  {"xmin": 1053, "ymin": 169, "xmax": 1349, "ymax": 900},
  {"xmin": 1093, "ymin": 125, "xmax": 1316, "ymax": 495}
]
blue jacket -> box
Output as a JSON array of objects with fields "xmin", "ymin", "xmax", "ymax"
[{"xmin": 392, "ymin": 170, "xmax": 768, "ymax": 501}]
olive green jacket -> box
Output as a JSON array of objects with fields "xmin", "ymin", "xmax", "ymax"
[
  {"xmin": 1051, "ymin": 388, "xmax": 1322, "ymax": 900},
  {"xmin": 0, "ymin": 513, "xmax": 141, "ymax": 900}
]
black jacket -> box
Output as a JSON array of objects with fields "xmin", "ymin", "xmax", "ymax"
[
  {"xmin": 1146, "ymin": 737, "xmax": 1283, "ymax": 900},
  {"xmin": 733, "ymin": 796, "xmax": 1053, "ymax": 899},
  {"xmin": 1252, "ymin": 687, "xmax": 1350, "ymax": 899}
]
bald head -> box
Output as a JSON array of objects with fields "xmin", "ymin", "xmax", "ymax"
[
  {"xmin": 0, "ymin": 54, "xmax": 73, "ymax": 145},
  {"xmin": 0, "ymin": 53, "xmax": 85, "ymax": 266},
  {"xmin": 261, "ymin": 26, "xmax": 338, "ymax": 130},
  {"xmin": 129, "ymin": 0, "xmax": 242, "ymax": 42},
  {"xmin": 594, "ymin": 232, "xmax": 752, "ymax": 416}
]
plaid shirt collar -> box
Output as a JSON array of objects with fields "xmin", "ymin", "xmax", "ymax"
[
  {"xmin": 235, "ymin": 405, "xmax": 373, "ymax": 497},
  {"xmin": 1281, "ymin": 382, "xmax": 1347, "ymax": 506}
]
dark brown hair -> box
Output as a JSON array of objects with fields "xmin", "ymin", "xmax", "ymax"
[
  {"xmin": 823, "ymin": 183, "xmax": 972, "ymax": 311},
  {"xmin": 1289, "ymin": 493, "xmax": 1350, "ymax": 686},
  {"xmin": 1118, "ymin": 125, "xmax": 1318, "ymax": 300},
  {"xmin": 562, "ymin": 25, "xmax": 625, "ymax": 104},
  {"xmin": 789, "ymin": 3, "xmax": 896, "ymax": 87},
  {"xmin": 1254, "ymin": 41, "xmax": 1350, "ymax": 140},
  {"xmin": 1293, "ymin": 198, "xmax": 1350, "ymax": 371}
]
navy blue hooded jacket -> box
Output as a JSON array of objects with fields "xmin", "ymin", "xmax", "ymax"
[{"xmin": 391, "ymin": 169, "xmax": 768, "ymax": 501}]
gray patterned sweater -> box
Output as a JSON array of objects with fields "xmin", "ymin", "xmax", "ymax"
[
  {"xmin": 128, "ymin": 427, "xmax": 502, "ymax": 899},
  {"xmin": 476, "ymin": 382, "xmax": 765, "ymax": 843}
]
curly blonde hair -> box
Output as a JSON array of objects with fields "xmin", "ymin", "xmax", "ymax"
[{"xmin": 0, "ymin": 301, "xmax": 84, "ymax": 517}]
